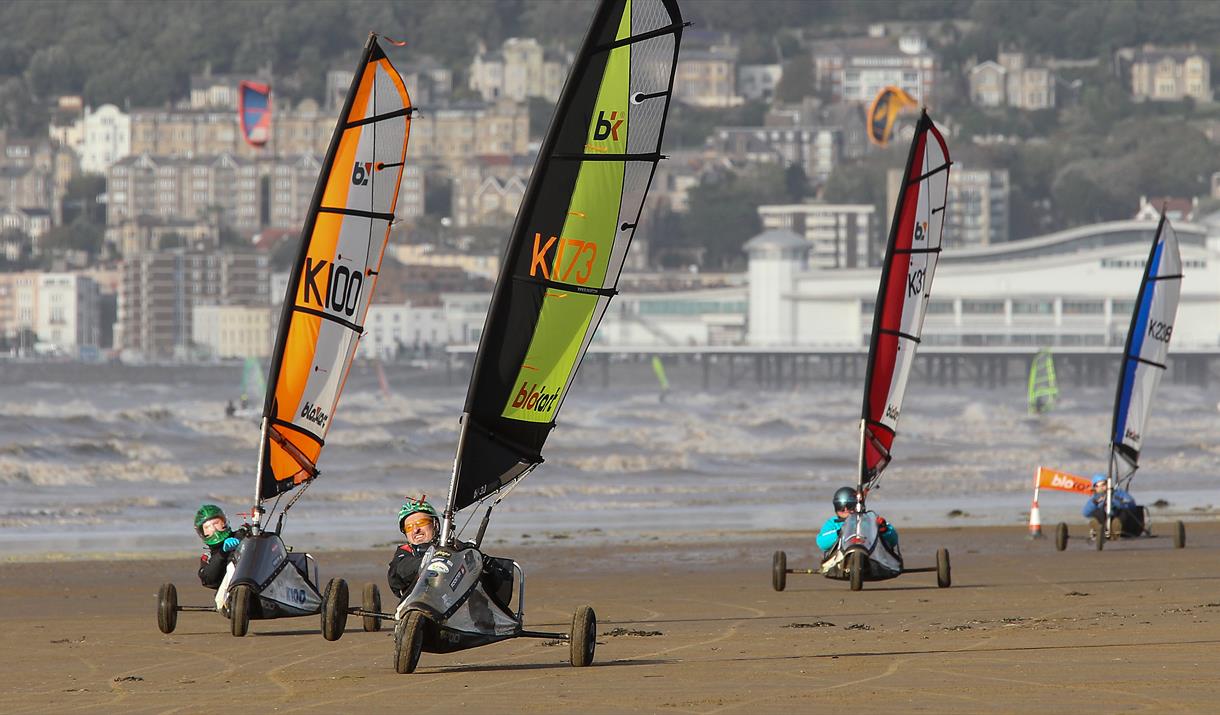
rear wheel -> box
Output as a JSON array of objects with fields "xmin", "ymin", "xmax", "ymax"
[
  {"xmin": 1093, "ymin": 522, "xmax": 1105, "ymax": 551},
  {"xmin": 848, "ymin": 551, "xmax": 865, "ymax": 592},
  {"xmin": 362, "ymin": 583, "xmax": 382, "ymax": 632},
  {"xmin": 771, "ymin": 551, "xmax": 787, "ymax": 592},
  {"xmin": 321, "ymin": 578, "xmax": 349, "ymax": 641},
  {"xmin": 1055, "ymin": 523, "xmax": 1068, "ymax": 551},
  {"xmin": 230, "ymin": 584, "xmax": 251, "ymax": 637},
  {"xmin": 936, "ymin": 548, "xmax": 951, "ymax": 588},
  {"xmin": 157, "ymin": 583, "xmax": 178, "ymax": 634},
  {"xmin": 394, "ymin": 611, "xmax": 426, "ymax": 674},
  {"xmin": 1173, "ymin": 521, "xmax": 1186, "ymax": 549},
  {"xmin": 570, "ymin": 604, "xmax": 597, "ymax": 667}
]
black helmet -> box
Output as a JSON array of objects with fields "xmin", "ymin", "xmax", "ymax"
[{"xmin": 832, "ymin": 487, "xmax": 858, "ymax": 511}]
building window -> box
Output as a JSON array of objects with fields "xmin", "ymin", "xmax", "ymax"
[
  {"xmin": 962, "ymin": 300, "xmax": 1004, "ymax": 314},
  {"xmin": 1062, "ymin": 300, "xmax": 1103, "ymax": 315}
]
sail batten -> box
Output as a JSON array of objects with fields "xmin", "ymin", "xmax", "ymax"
[
  {"xmin": 858, "ymin": 110, "xmax": 950, "ymax": 492},
  {"xmin": 447, "ymin": 0, "xmax": 684, "ymax": 514},
  {"xmin": 256, "ymin": 34, "xmax": 412, "ymax": 501}
]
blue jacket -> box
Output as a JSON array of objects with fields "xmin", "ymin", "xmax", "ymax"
[
  {"xmin": 1082, "ymin": 488, "xmax": 1136, "ymax": 520},
  {"xmin": 816, "ymin": 515, "xmax": 899, "ymax": 552}
]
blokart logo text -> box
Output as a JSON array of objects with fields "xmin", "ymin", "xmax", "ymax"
[
  {"xmin": 512, "ymin": 382, "xmax": 561, "ymax": 413},
  {"xmin": 301, "ymin": 257, "xmax": 364, "ymax": 318},
  {"xmin": 300, "ymin": 401, "xmax": 329, "ymax": 427}
]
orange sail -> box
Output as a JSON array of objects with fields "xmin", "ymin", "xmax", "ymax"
[{"xmin": 257, "ymin": 35, "xmax": 413, "ymax": 500}]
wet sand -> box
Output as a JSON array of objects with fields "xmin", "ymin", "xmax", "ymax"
[{"xmin": 3, "ymin": 522, "xmax": 1220, "ymax": 714}]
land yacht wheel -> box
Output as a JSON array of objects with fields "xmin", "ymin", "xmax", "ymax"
[
  {"xmin": 849, "ymin": 551, "xmax": 865, "ymax": 592},
  {"xmin": 1055, "ymin": 523, "xmax": 1068, "ymax": 551},
  {"xmin": 362, "ymin": 583, "xmax": 382, "ymax": 632},
  {"xmin": 771, "ymin": 551, "xmax": 787, "ymax": 592},
  {"xmin": 230, "ymin": 585, "xmax": 251, "ymax": 637},
  {"xmin": 570, "ymin": 605, "xmax": 597, "ymax": 667},
  {"xmin": 394, "ymin": 611, "xmax": 426, "ymax": 674},
  {"xmin": 321, "ymin": 578, "xmax": 349, "ymax": 641},
  {"xmin": 157, "ymin": 583, "xmax": 178, "ymax": 634},
  {"xmin": 936, "ymin": 548, "xmax": 951, "ymax": 588}
]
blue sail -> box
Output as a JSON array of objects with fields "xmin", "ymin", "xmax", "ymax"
[{"xmin": 1109, "ymin": 214, "xmax": 1182, "ymax": 467}]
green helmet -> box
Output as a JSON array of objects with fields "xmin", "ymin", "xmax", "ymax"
[
  {"xmin": 194, "ymin": 504, "xmax": 231, "ymax": 546},
  {"xmin": 398, "ymin": 498, "xmax": 439, "ymax": 533}
]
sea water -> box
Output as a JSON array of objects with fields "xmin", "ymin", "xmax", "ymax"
[{"xmin": 0, "ymin": 360, "xmax": 1216, "ymax": 557}]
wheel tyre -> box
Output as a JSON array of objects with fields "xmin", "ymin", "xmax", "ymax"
[
  {"xmin": 362, "ymin": 583, "xmax": 382, "ymax": 632},
  {"xmin": 1174, "ymin": 521, "xmax": 1186, "ymax": 549},
  {"xmin": 1094, "ymin": 527, "xmax": 1105, "ymax": 551},
  {"xmin": 849, "ymin": 551, "xmax": 865, "ymax": 592},
  {"xmin": 394, "ymin": 611, "xmax": 426, "ymax": 674},
  {"xmin": 570, "ymin": 604, "xmax": 597, "ymax": 667},
  {"xmin": 230, "ymin": 584, "xmax": 251, "ymax": 637},
  {"xmin": 771, "ymin": 551, "xmax": 787, "ymax": 592},
  {"xmin": 1055, "ymin": 523, "xmax": 1068, "ymax": 552},
  {"xmin": 157, "ymin": 583, "xmax": 178, "ymax": 634},
  {"xmin": 321, "ymin": 578, "xmax": 349, "ymax": 641},
  {"xmin": 936, "ymin": 548, "xmax": 951, "ymax": 588}
]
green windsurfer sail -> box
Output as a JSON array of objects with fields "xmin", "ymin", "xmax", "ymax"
[{"xmin": 1027, "ymin": 348, "xmax": 1058, "ymax": 415}]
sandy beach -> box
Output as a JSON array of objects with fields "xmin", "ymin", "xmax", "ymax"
[{"xmin": 3, "ymin": 521, "xmax": 1220, "ymax": 714}]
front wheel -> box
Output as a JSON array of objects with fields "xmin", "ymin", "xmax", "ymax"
[
  {"xmin": 1055, "ymin": 522, "xmax": 1068, "ymax": 552},
  {"xmin": 394, "ymin": 611, "xmax": 426, "ymax": 674},
  {"xmin": 230, "ymin": 584, "xmax": 251, "ymax": 637},
  {"xmin": 157, "ymin": 583, "xmax": 178, "ymax": 634},
  {"xmin": 771, "ymin": 551, "xmax": 787, "ymax": 592},
  {"xmin": 1173, "ymin": 521, "xmax": 1186, "ymax": 549},
  {"xmin": 321, "ymin": 578, "xmax": 349, "ymax": 641},
  {"xmin": 362, "ymin": 583, "xmax": 382, "ymax": 632},
  {"xmin": 570, "ymin": 604, "xmax": 597, "ymax": 667},
  {"xmin": 848, "ymin": 551, "xmax": 865, "ymax": 592},
  {"xmin": 936, "ymin": 548, "xmax": 951, "ymax": 588}
]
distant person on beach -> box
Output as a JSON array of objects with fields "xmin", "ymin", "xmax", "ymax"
[
  {"xmin": 195, "ymin": 504, "xmax": 247, "ymax": 589},
  {"xmin": 224, "ymin": 400, "xmax": 236, "ymax": 418},
  {"xmin": 816, "ymin": 486, "xmax": 899, "ymax": 556},
  {"xmin": 388, "ymin": 498, "xmax": 441, "ymax": 599},
  {"xmin": 1083, "ymin": 474, "xmax": 1144, "ymax": 537}
]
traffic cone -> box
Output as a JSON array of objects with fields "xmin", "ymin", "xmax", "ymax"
[{"xmin": 1028, "ymin": 499, "xmax": 1043, "ymax": 539}]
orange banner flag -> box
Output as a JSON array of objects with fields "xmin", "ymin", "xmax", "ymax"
[{"xmin": 1035, "ymin": 466, "xmax": 1094, "ymax": 494}]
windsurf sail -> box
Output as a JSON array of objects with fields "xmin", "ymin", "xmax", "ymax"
[
  {"xmin": 866, "ymin": 86, "xmax": 917, "ymax": 148},
  {"xmin": 857, "ymin": 110, "xmax": 950, "ymax": 497},
  {"xmin": 253, "ymin": 34, "xmax": 413, "ymax": 516},
  {"xmin": 242, "ymin": 356, "xmax": 266, "ymax": 404},
  {"xmin": 1108, "ymin": 211, "xmax": 1182, "ymax": 483},
  {"xmin": 238, "ymin": 80, "xmax": 272, "ymax": 148},
  {"xmin": 375, "ymin": 358, "xmax": 391, "ymax": 398},
  {"xmin": 651, "ymin": 356, "xmax": 670, "ymax": 391},
  {"xmin": 441, "ymin": 0, "xmax": 685, "ymax": 533},
  {"xmin": 1027, "ymin": 348, "xmax": 1058, "ymax": 415}
]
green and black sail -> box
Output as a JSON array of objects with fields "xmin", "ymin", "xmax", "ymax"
[{"xmin": 443, "ymin": 0, "xmax": 685, "ymax": 520}]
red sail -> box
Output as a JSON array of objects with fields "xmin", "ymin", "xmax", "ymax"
[{"xmin": 860, "ymin": 111, "xmax": 950, "ymax": 488}]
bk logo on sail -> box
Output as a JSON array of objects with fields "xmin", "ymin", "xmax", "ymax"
[{"xmin": 593, "ymin": 111, "xmax": 623, "ymax": 142}]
